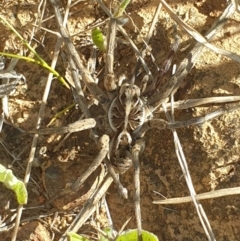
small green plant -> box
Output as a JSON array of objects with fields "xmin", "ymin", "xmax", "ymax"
[
  {"xmin": 67, "ymin": 228, "xmax": 159, "ymax": 241},
  {"xmin": 0, "ymin": 164, "xmax": 28, "ymax": 205},
  {"xmin": 91, "ymin": 0, "xmax": 131, "ymax": 51},
  {"xmin": 92, "ymin": 27, "xmax": 106, "ymax": 51},
  {"xmin": 67, "ymin": 232, "xmax": 90, "ymax": 241},
  {"xmin": 0, "ymin": 16, "xmax": 70, "ymax": 89},
  {"xmin": 115, "ymin": 229, "xmax": 158, "ymax": 241}
]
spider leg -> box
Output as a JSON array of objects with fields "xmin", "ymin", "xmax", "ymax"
[
  {"xmin": 104, "ymin": 156, "xmax": 128, "ymax": 199},
  {"xmin": 138, "ymin": 103, "xmax": 240, "ymax": 133},
  {"xmin": 148, "ymin": 3, "xmax": 235, "ymax": 111},
  {"xmin": 30, "ymin": 118, "xmax": 96, "ymax": 135},
  {"xmin": 136, "ymin": 3, "xmax": 162, "ymax": 72},
  {"xmin": 68, "ymin": 57, "xmax": 99, "ymax": 142},
  {"xmin": 132, "ymin": 139, "xmax": 145, "ymax": 241},
  {"xmin": 45, "ymin": 134, "xmax": 110, "ymax": 204},
  {"xmin": 143, "ymin": 24, "xmax": 179, "ymax": 98},
  {"xmin": 167, "ymin": 104, "xmax": 240, "ymax": 129},
  {"xmin": 71, "ymin": 135, "xmax": 110, "ymax": 192},
  {"xmin": 0, "ymin": 80, "xmax": 24, "ymax": 98},
  {"xmin": 104, "ymin": 17, "xmax": 118, "ymax": 91},
  {"xmin": 50, "ymin": 0, "xmax": 105, "ymax": 146},
  {"xmin": 158, "ymin": 96, "xmax": 240, "ymax": 111}
]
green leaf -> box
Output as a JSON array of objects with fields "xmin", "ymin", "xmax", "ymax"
[
  {"xmin": 67, "ymin": 232, "xmax": 91, "ymax": 241},
  {"xmin": 0, "ymin": 52, "xmax": 70, "ymax": 89},
  {"xmin": 92, "ymin": 28, "xmax": 106, "ymax": 51},
  {"xmin": 114, "ymin": 0, "xmax": 131, "ymax": 17},
  {"xmin": 116, "ymin": 229, "xmax": 159, "ymax": 241},
  {"xmin": 0, "ymin": 164, "xmax": 28, "ymax": 205},
  {"xmin": 13, "ymin": 181, "xmax": 28, "ymax": 205},
  {"xmin": 100, "ymin": 227, "xmax": 117, "ymax": 241}
]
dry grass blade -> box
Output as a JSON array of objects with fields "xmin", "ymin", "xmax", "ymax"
[
  {"xmin": 163, "ymin": 97, "xmax": 216, "ymax": 241},
  {"xmin": 49, "ymin": 0, "xmax": 108, "ymax": 104},
  {"xmin": 234, "ymin": 0, "xmax": 240, "ymax": 13},
  {"xmin": 160, "ymin": 0, "xmax": 240, "ymax": 63},
  {"xmin": 59, "ymin": 175, "xmax": 113, "ymax": 241},
  {"xmin": 161, "ymin": 96, "xmax": 240, "ymax": 111},
  {"xmin": 96, "ymin": 0, "xmax": 154, "ymax": 82},
  {"xmin": 11, "ymin": 1, "xmax": 70, "ymax": 240},
  {"xmin": 153, "ymin": 186, "xmax": 240, "ymax": 204}
]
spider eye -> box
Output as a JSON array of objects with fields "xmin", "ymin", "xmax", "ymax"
[
  {"xmin": 120, "ymin": 92, "xmax": 127, "ymax": 103},
  {"xmin": 132, "ymin": 94, "xmax": 138, "ymax": 103}
]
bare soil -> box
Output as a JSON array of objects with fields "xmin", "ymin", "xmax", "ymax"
[{"xmin": 0, "ymin": 0, "xmax": 240, "ymax": 240}]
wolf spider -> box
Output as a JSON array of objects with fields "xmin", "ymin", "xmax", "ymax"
[{"xmin": 48, "ymin": 0, "xmax": 240, "ymax": 240}]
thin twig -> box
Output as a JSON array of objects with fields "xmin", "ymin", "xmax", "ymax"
[
  {"xmin": 59, "ymin": 174, "xmax": 113, "ymax": 241},
  {"xmin": 10, "ymin": 2, "xmax": 71, "ymax": 240},
  {"xmin": 162, "ymin": 94, "xmax": 216, "ymax": 241},
  {"xmin": 153, "ymin": 186, "xmax": 240, "ymax": 204},
  {"xmin": 48, "ymin": 0, "xmax": 108, "ymax": 104},
  {"xmin": 96, "ymin": 0, "xmax": 154, "ymax": 82}
]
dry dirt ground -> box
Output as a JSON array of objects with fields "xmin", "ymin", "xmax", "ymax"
[{"xmin": 0, "ymin": 0, "xmax": 240, "ymax": 240}]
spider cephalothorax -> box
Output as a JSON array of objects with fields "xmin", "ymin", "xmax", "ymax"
[{"xmin": 108, "ymin": 83, "xmax": 146, "ymax": 135}]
